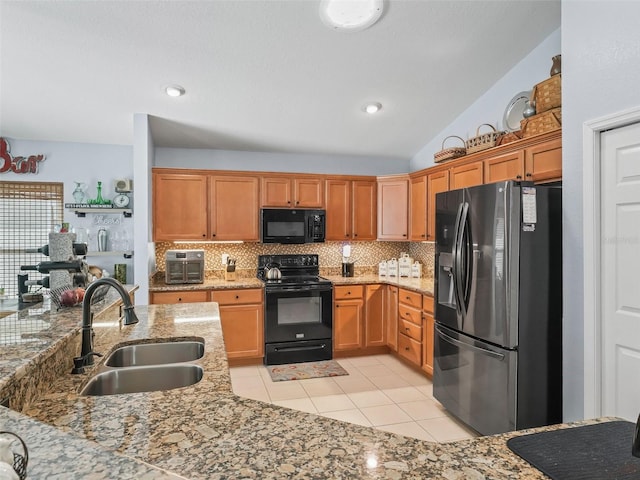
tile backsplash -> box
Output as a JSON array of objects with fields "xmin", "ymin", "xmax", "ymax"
[{"xmin": 155, "ymin": 241, "xmax": 435, "ymax": 278}]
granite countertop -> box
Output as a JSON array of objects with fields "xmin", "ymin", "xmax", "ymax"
[
  {"xmin": 149, "ymin": 273, "xmax": 434, "ymax": 296},
  {"xmin": 3, "ymin": 297, "xmax": 605, "ymax": 479}
]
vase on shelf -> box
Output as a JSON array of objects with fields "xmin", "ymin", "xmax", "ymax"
[
  {"xmin": 72, "ymin": 182, "xmax": 87, "ymax": 203},
  {"xmin": 550, "ymin": 54, "xmax": 561, "ymax": 76},
  {"xmin": 89, "ymin": 181, "xmax": 111, "ymax": 205}
]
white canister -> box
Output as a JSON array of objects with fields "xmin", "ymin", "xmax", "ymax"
[
  {"xmin": 387, "ymin": 258, "xmax": 398, "ymax": 277},
  {"xmin": 411, "ymin": 261, "xmax": 422, "ymax": 278},
  {"xmin": 378, "ymin": 261, "xmax": 387, "ymax": 276}
]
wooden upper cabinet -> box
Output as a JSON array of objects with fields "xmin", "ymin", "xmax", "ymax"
[
  {"xmin": 210, "ymin": 175, "xmax": 260, "ymax": 241},
  {"xmin": 261, "ymin": 175, "xmax": 324, "ymax": 208},
  {"xmin": 450, "ymin": 161, "xmax": 484, "ymax": 190},
  {"xmin": 325, "ymin": 178, "xmax": 351, "ymax": 240},
  {"xmin": 352, "ymin": 180, "xmax": 376, "ymax": 240},
  {"xmin": 325, "ymin": 178, "xmax": 376, "ymax": 241},
  {"xmin": 484, "ymin": 151, "xmax": 525, "ymax": 184},
  {"xmin": 427, "ymin": 170, "xmax": 449, "ymax": 241},
  {"xmin": 153, "ymin": 173, "xmax": 209, "ymax": 241},
  {"xmin": 377, "ymin": 176, "xmax": 409, "ymax": 240},
  {"xmin": 261, "ymin": 176, "xmax": 291, "ymax": 207},
  {"xmin": 409, "ymin": 174, "xmax": 428, "ymax": 241},
  {"xmin": 525, "ymin": 137, "xmax": 562, "ymax": 183}
]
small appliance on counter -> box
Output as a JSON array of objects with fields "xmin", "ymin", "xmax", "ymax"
[{"xmin": 165, "ymin": 250, "xmax": 205, "ymax": 284}]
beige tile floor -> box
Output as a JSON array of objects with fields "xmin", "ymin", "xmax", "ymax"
[{"xmin": 229, "ymin": 354, "xmax": 479, "ymax": 443}]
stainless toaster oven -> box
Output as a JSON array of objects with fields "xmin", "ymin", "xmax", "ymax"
[{"xmin": 165, "ymin": 250, "xmax": 205, "ymax": 284}]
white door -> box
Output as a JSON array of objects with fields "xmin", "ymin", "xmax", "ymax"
[{"xmin": 601, "ymin": 123, "xmax": 640, "ymax": 420}]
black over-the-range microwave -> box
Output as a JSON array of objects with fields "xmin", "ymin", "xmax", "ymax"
[{"xmin": 260, "ymin": 208, "xmax": 325, "ymax": 244}]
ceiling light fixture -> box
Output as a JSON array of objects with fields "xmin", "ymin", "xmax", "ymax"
[
  {"xmin": 165, "ymin": 85, "xmax": 185, "ymax": 97},
  {"xmin": 319, "ymin": 0, "xmax": 384, "ymax": 32},
  {"xmin": 363, "ymin": 102, "xmax": 382, "ymax": 114}
]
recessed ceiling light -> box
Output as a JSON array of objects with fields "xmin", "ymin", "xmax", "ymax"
[
  {"xmin": 165, "ymin": 85, "xmax": 185, "ymax": 97},
  {"xmin": 319, "ymin": 0, "xmax": 384, "ymax": 32},
  {"xmin": 363, "ymin": 102, "xmax": 382, "ymax": 114}
]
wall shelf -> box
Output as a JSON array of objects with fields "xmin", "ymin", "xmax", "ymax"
[
  {"xmin": 69, "ymin": 208, "xmax": 132, "ymax": 218},
  {"xmin": 84, "ymin": 251, "xmax": 133, "ymax": 259}
]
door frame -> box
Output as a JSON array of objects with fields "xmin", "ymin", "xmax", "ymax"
[{"xmin": 582, "ymin": 105, "xmax": 640, "ymax": 418}]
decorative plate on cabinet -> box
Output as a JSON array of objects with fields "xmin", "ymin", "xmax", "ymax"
[{"xmin": 503, "ymin": 91, "xmax": 532, "ymax": 132}]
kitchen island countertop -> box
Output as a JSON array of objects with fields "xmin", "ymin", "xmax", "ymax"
[{"xmin": 9, "ymin": 298, "xmax": 612, "ymax": 479}]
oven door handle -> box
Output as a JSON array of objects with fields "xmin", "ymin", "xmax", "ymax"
[{"xmin": 268, "ymin": 285, "xmax": 333, "ymax": 292}]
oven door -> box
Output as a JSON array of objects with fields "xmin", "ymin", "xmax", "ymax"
[{"xmin": 264, "ymin": 284, "xmax": 332, "ymax": 344}]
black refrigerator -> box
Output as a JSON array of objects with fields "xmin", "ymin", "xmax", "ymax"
[{"xmin": 433, "ymin": 180, "xmax": 562, "ymax": 436}]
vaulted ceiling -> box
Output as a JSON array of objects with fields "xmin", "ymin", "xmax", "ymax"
[{"xmin": 0, "ymin": 1, "xmax": 560, "ymax": 160}]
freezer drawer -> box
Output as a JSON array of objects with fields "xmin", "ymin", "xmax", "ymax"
[{"xmin": 433, "ymin": 324, "xmax": 517, "ymax": 436}]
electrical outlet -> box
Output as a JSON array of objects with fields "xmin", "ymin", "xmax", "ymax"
[{"xmin": 221, "ymin": 253, "xmax": 229, "ymax": 265}]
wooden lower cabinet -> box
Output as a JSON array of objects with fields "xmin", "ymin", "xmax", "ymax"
[
  {"xmin": 333, "ymin": 285, "xmax": 364, "ymax": 352},
  {"xmin": 386, "ymin": 285, "xmax": 399, "ymax": 352},
  {"xmin": 421, "ymin": 295, "xmax": 434, "ymax": 376},
  {"xmin": 150, "ymin": 290, "xmax": 210, "ymax": 304},
  {"xmin": 397, "ymin": 288, "xmax": 422, "ymax": 367},
  {"xmin": 365, "ymin": 285, "xmax": 385, "ymax": 347},
  {"xmin": 212, "ymin": 288, "xmax": 264, "ymax": 363}
]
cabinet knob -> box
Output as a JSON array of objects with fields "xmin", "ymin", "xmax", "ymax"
[
  {"xmin": 202, "ymin": 233, "xmax": 206, "ymax": 237},
  {"xmin": 405, "ymin": 347, "xmax": 410, "ymax": 351},
  {"xmin": 421, "ymin": 234, "xmax": 426, "ymax": 237},
  {"xmin": 405, "ymin": 327, "xmax": 410, "ymax": 332},
  {"xmin": 526, "ymin": 172, "xmax": 532, "ymax": 178},
  {"xmin": 345, "ymin": 234, "xmax": 349, "ymax": 238},
  {"xmin": 235, "ymin": 295, "xmax": 239, "ymax": 299},
  {"xmin": 516, "ymin": 175, "xmax": 522, "ymax": 180},
  {"xmin": 354, "ymin": 233, "xmax": 358, "ymax": 237},
  {"xmin": 212, "ymin": 234, "xmax": 216, "ymax": 237},
  {"xmin": 296, "ymin": 201, "xmax": 299, "ymax": 205},
  {"xmin": 402, "ymin": 234, "xmax": 407, "ymax": 237},
  {"xmin": 178, "ymin": 298, "xmax": 182, "ymax": 302}
]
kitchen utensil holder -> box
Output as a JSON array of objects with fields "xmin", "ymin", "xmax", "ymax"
[
  {"xmin": 224, "ymin": 270, "xmax": 236, "ymax": 281},
  {"xmin": 0, "ymin": 431, "xmax": 28, "ymax": 480}
]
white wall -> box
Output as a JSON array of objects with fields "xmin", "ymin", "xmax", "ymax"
[
  {"xmin": 132, "ymin": 114, "xmax": 155, "ymax": 306},
  {"xmin": 0, "ymin": 137, "xmax": 134, "ymax": 279},
  {"xmin": 411, "ymin": 29, "xmax": 561, "ymax": 171},
  {"xmin": 155, "ymin": 147, "xmax": 409, "ymax": 176},
  {"xmin": 562, "ymin": 1, "xmax": 640, "ymax": 421}
]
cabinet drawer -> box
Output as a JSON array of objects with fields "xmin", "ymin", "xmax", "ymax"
[
  {"xmin": 212, "ymin": 288, "xmax": 263, "ymax": 305},
  {"xmin": 399, "ymin": 303, "xmax": 422, "ymax": 326},
  {"xmin": 151, "ymin": 290, "xmax": 210, "ymax": 304},
  {"xmin": 399, "ymin": 288, "xmax": 422, "ymax": 309},
  {"xmin": 399, "ymin": 317, "xmax": 422, "ymax": 342},
  {"xmin": 422, "ymin": 295, "xmax": 434, "ymax": 314},
  {"xmin": 334, "ymin": 285, "xmax": 364, "ymax": 300},
  {"xmin": 398, "ymin": 333, "xmax": 422, "ymax": 366}
]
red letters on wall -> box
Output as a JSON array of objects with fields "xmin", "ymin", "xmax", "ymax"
[{"xmin": 0, "ymin": 137, "xmax": 45, "ymax": 174}]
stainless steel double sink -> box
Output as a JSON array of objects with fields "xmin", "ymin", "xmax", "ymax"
[{"xmin": 80, "ymin": 339, "xmax": 205, "ymax": 396}]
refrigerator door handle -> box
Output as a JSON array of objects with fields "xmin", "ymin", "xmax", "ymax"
[
  {"xmin": 437, "ymin": 326, "xmax": 506, "ymax": 361},
  {"xmin": 454, "ymin": 202, "xmax": 469, "ymax": 320}
]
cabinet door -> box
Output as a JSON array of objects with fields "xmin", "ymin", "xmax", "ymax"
[
  {"xmin": 422, "ymin": 312, "xmax": 434, "ymax": 376},
  {"xmin": 219, "ymin": 304, "xmax": 264, "ymax": 359},
  {"xmin": 484, "ymin": 151, "xmax": 525, "ymax": 184},
  {"xmin": 294, "ymin": 178, "xmax": 324, "ymax": 208},
  {"xmin": 325, "ymin": 179, "xmax": 351, "ymax": 240},
  {"xmin": 261, "ymin": 176, "xmax": 292, "ymax": 207},
  {"xmin": 153, "ymin": 173, "xmax": 209, "ymax": 241},
  {"xmin": 525, "ymin": 138, "xmax": 562, "ymax": 183},
  {"xmin": 150, "ymin": 290, "xmax": 210, "ymax": 304},
  {"xmin": 450, "ymin": 161, "xmax": 484, "ymax": 190},
  {"xmin": 409, "ymin": 174, "xmax": 428, "ymax": 241},
  {"xmin": 334, "ymin": 299, "xmax": 363, "ymax": 352},
  {"xmin": 352, "ymin": 180, "xmax": 377, "ymax": 240},
  {"xmin": 377, "ymin": 177, "xmax": 409, "ymax": 240},
  {"xmin": 386, "ymin": 286, "xmax": 399, "ymax": 352},
  {"xmin": 210, "ymin": 175, "xmax": 260, "ymax": 241},
  {"xmin": 427, "ymin": 170, "xmax": 450, "ymax": 241},
  {"xmin": 365, "ymin": 285, "xmax": 385, "ymax": 347}
]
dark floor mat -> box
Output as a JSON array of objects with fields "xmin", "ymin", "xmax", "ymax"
[{"xmin": 507, "ymin": 421, "xmax": 640, "ymax": 480}]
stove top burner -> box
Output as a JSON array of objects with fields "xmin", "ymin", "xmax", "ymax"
[{"xmin": 257, "ymin": 254, "xmax": 325, "ymax": 285}]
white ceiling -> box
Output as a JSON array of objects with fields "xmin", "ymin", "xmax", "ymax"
[{"xmin": 0, "ymin": 0, "xmax": 560, "ymax": 161}]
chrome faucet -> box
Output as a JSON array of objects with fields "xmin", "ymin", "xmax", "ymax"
[{"xmin": 72, "ymin": 277, "xmax": 139, "ymax": 374}]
